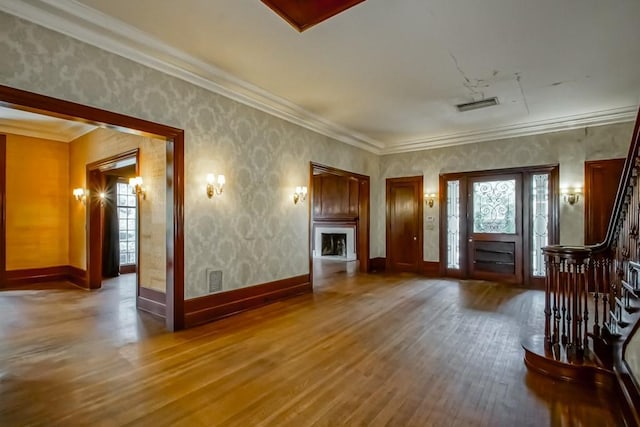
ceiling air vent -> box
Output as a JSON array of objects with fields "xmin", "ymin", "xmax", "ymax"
[{"xmin": 456, "ymin": 97, "xmax": 499, "ymax": 112}]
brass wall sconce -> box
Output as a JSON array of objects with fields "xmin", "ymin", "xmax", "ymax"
[
  {"xmin": 72, "ymin": 188, "xmax": 87, "ymax": 204},
  {"xmin": 562, "ymin": 187, "xmax": 582, "ymax": 205},
  {"xmin": 293, "ymin": 186, "xmax": 308, "ymax": 205},
  {"xmin": 129, "ymin": 176, "xmax": 146, "ymax": 200},
  {"xmin": 425, "ymin": 193, "xmax": 437, "ymax": 208},
  {"xmin": 206, "ymin": 174, "xmax": 225, "ymax": 198}
]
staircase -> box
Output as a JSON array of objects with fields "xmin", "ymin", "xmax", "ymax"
[{"xmin": 522, "ymin": 108, "xmax": 640, "ymax": 426}]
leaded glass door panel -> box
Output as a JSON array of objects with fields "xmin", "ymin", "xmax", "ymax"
[{"xmin": 467, "ymin": 174, "xmax": 522, "ymax": 283}]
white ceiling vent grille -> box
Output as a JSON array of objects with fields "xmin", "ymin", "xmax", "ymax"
[{"xmin": 456, "ymin": 97, "xmax": 499, "ymax": 112}]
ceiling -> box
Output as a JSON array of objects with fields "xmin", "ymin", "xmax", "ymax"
[
  {"xmin": 1, "ymin": 0, "xmax": 639, "ymax": 154},
  {"xmin": 0, "ymin": 106, "xmax": 96, "ymax": 142}
]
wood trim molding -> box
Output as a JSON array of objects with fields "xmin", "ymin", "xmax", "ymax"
[
  {"xmin": 5, "ymin": 265, "xmax": 86, "ymax": 287},
  {"xmin": 0, "ymin": 84, "xmax": 184, "ymax": 331},
  {"xmin": 137, "ymin": 287, "xmax": 167, "ymax": 318},
  {"xmin": 422, "ymin": 261, "xmax": 440, "ymax": 277},
  {"xmin": 0, "ymin": 135, "xmax": 5, "ymax": 288},
  {"xmin": 369, "ymin": 257, "xmax": 386, "ymax": 272},
  {"xmin": 184, "ymin": 274, "xmax": 311, "ymax": 328},
  {"xmin": 67, "ymin": 265, "xmax": 87, "ymax": 288}
]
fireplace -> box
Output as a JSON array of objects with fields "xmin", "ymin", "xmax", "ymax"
[
  {"xmin": 314, "ymin": 225, "xmax": 356, "ymax": 260},
  {"xmin": 322, "ymin": 233, "xmax": 347, "ymax": 257}
]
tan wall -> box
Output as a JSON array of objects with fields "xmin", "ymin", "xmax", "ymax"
[
  {"xmin": 6, "ymin": 134, "xmax": 69, "ymax": 270},
  {"xmin": 68, "ymin": 128, "xmax": 166, "ymax": 292},
  {"xmin": 138, "ymin": 138, "xmax": 166, "ymax": 291}
]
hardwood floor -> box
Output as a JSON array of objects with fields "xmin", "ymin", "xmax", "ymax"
[{"xmin": 0, "ymin": 272, "xmax": 625, "ymax": 426}]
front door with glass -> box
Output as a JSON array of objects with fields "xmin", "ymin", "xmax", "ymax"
[{"xmin": 467, "ymin": 175, "xmax": 522, "ymax": 283}]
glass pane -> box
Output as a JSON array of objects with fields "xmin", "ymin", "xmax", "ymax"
[
  {"xmin": 532, "ymin": 174, "xmax": 550, "ymax": 277},
  {"xmin": 119, "ymin": 242, "xmax": 127, "ymax": 251},
  {"xmin": 118, "ymin": 195, "xmax": 127, "ymax": 206},
  {"xmin": 119, "ymin": 219, "xmax": 127, "ymax": 229},
  {"xmin": 127, "ymin": 195, "xmax": 136, "ymax": 207},
  {"xmin": 120, "ymin": 254, "xmax": 127, "ymax": 264},
  {"xmin": 473, "ymin": 179, "xmax": 516, "ymax": 234},
  {"xmin": 128, "ymin": 242, "xmax": 136, "ymax": 251},
  {"xmin": 127, "ymin": 208, "xmax": 136, "ymax": 219},
  {"xmin": 128, "ymin": 219, "xmax": 136, "ymax": 230},
  {"xmin": 128, "ymin": 253, "xmax": 136, "ymax": 264},
  {"xmin": 447, "ymin": 180, "xmax": 460, "ymax": 269}
]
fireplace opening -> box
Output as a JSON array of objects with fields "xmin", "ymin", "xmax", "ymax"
[{"xmin": 321, "ymin": 233, "xmax": 347, "ymax": 257}]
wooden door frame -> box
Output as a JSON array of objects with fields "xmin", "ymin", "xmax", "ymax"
[
  {"xmin": 0, "ymin": 135, "xmax": 5, "ymax": 288},
  {"xmin": 0, "ymin": 84, "xmax": 184, "ymax": 331},
  {"xmin": 385, "ymin": 176, "xmax": 424, "ymax": 273},
  {"xmin": 439, "ymin": 164, "xmax": 559, "ymax": 287},
  {"xmin": 309, "ymin": 162, "xmax": 370, "ymax": 284},
  {"xmin": 86, "ymin": 149, "xmax": 139, "ymax": 290}
]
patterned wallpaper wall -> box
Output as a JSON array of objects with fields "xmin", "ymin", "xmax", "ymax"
[
  {"xmin": 378, "ymin": 122, "xmax": 635, "ymax": 261},
  {"xmin": 0, "ymin": 12, "xmax": 379, "ymax": 298}
]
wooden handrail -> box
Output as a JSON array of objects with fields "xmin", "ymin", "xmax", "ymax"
[{"xmin": 525, "ymin": 108, "xmax": 640, "ymax": 425}]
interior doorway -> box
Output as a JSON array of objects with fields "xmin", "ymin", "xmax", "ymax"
[
  {"xmin": 310, "ymin": 163, "xmax": 370, "ymax": 283},
  {"xmin": 0, "ymin": 84, "xmax": 184, "ymax": 331},
  {"xmin": 440, "ymin": 165, "xmax": 559, "ymax": 287},
  {"xmin": 385, "ymin": 176, "xmax": 423, "ymax": 273}
]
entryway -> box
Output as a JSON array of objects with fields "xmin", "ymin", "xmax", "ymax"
[{"xmin": 440, "ymin": 165, "xmax": 559, "ymax": 286}]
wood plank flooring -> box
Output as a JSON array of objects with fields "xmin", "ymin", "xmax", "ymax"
[{"xmin": 0, "ymin": 271, "xmax": 625, "ymax": 426}]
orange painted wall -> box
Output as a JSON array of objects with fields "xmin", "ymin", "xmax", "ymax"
[{"xmin": 6, "ymin": 134, "xmax": 69, "ymax": 270}]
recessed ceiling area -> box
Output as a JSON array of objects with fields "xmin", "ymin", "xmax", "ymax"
[
  {"xmin": 261, "ymin": 0, "xmax": 366, "ymax": 32},
  {"xmin": 0, "ymin": 106, "xmax": 97, "ymax": 142},
  {"xmin": 1, "ymin": 0, "xmax": 639, "ymax": 153}
]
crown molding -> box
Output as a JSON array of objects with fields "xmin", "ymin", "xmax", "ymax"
[
  {"xmin": 0, "ymin": 122, "xmax": 95, "ymax": 142},
  {"xmin": 0, "ymin": 0, "xmax": 384, "ymax": 154},
  {"xmin": 0, "ymin": 1, "xmax": 636, "ymax": 156},
  {"xmin": 382, "ymin": 106, "xmax": 638, "ymax": 155}
]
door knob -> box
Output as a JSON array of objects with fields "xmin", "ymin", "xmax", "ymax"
[
  {"xmin": 468, "ymin": 238, "xmax": 473, "ymax": 242},
  {"xmin": 413, "ymin": 236, "xmax": 417, "ymax": 241}
]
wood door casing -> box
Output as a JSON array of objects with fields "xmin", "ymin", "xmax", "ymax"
[
  {"xmin": 584, "ymin": 158, "xmax": 625, "ymax": 245},
  {"xmin": 386, "ymin": 176, "xmax": 423, "ymax": 272}
]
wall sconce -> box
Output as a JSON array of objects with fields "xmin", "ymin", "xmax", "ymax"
[
  {"xmin": 425, "ymin": 193, "xmax": 437, "ymax": 208},
  {"xmin": 206, "ymin": 174, "xmax": 225, "ymax": 198},
  {"xmin": 129, "ymin": 176, "xmax": 146, "ymax": 200},
  {"xmin": 72, "ymin": 188, "xmax": 87, "ymax": 204},
  {"xmin": 293, "ymin": 186, "xmax": 308, "ymax": 205},
  {"xmin": 562, "ymin": 187, "xmax": 582, "ymax": 205}
]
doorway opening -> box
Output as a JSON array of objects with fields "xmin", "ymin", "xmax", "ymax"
[
  {"xmin": 440, "ymin": 165, "xmax": 559, "ymax": 287},
  {"xmin": 310, "ymin": 163, "xmax": 370, "ymax": 284},
  {"xmin": 0, "ymin": 84, "xmax": 184, "ymax": 331}
]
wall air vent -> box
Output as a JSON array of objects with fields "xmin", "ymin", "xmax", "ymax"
[{"xmin": 456, "ymin": 97, "xmax": 499, "ymax": 112}]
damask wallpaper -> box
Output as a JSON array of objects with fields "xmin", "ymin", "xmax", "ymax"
[
  {"xmin": 0, "ymin": 12, "xmax": 379, "ymax": 298},
  {"xmin": 378, "ymin": 122, "xmax": 634, "ymax": 261}
]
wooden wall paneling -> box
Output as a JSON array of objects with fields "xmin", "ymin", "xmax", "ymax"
[
  {"xmin": 0, "ymin": 135, "xmax": 5, "ymax": 288},
  {"xmin": 0, "ymin": 84, "xmax": 184, "ymax": 331},
  {"xmin": 310, "ymin": 163, "xmax": 370, "ymax": 275},
  {"xmin": 584, "ymin": 158, "xmax": 625, "ymax": 245}
]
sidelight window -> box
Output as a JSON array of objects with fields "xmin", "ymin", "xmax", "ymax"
[
  {"xmin": 117, "ymin": 181, "xmax": 137, "ymax": 265},
  {"xmin": 531, "ymin": 174, "xmax": 550, "ymax": 277},
  {"xmin": 446, "ymin": 180, "xmax": 461, "ymax": 269}
]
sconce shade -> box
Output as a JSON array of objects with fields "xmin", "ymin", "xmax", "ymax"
[
  {"xmin": 293, "ymin": 186, "xmax": 308, "ymax": 205},
  {"xmin": 424, "ymin": 193, "xmax": 437, "ymax": 208},
  {"xmin": 206, "ymin": 173, "xmax": 225, "ymax": 198},
  {"xmin": 129, "ymin": 176, "xmax": 146, "ymax": 200}
]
